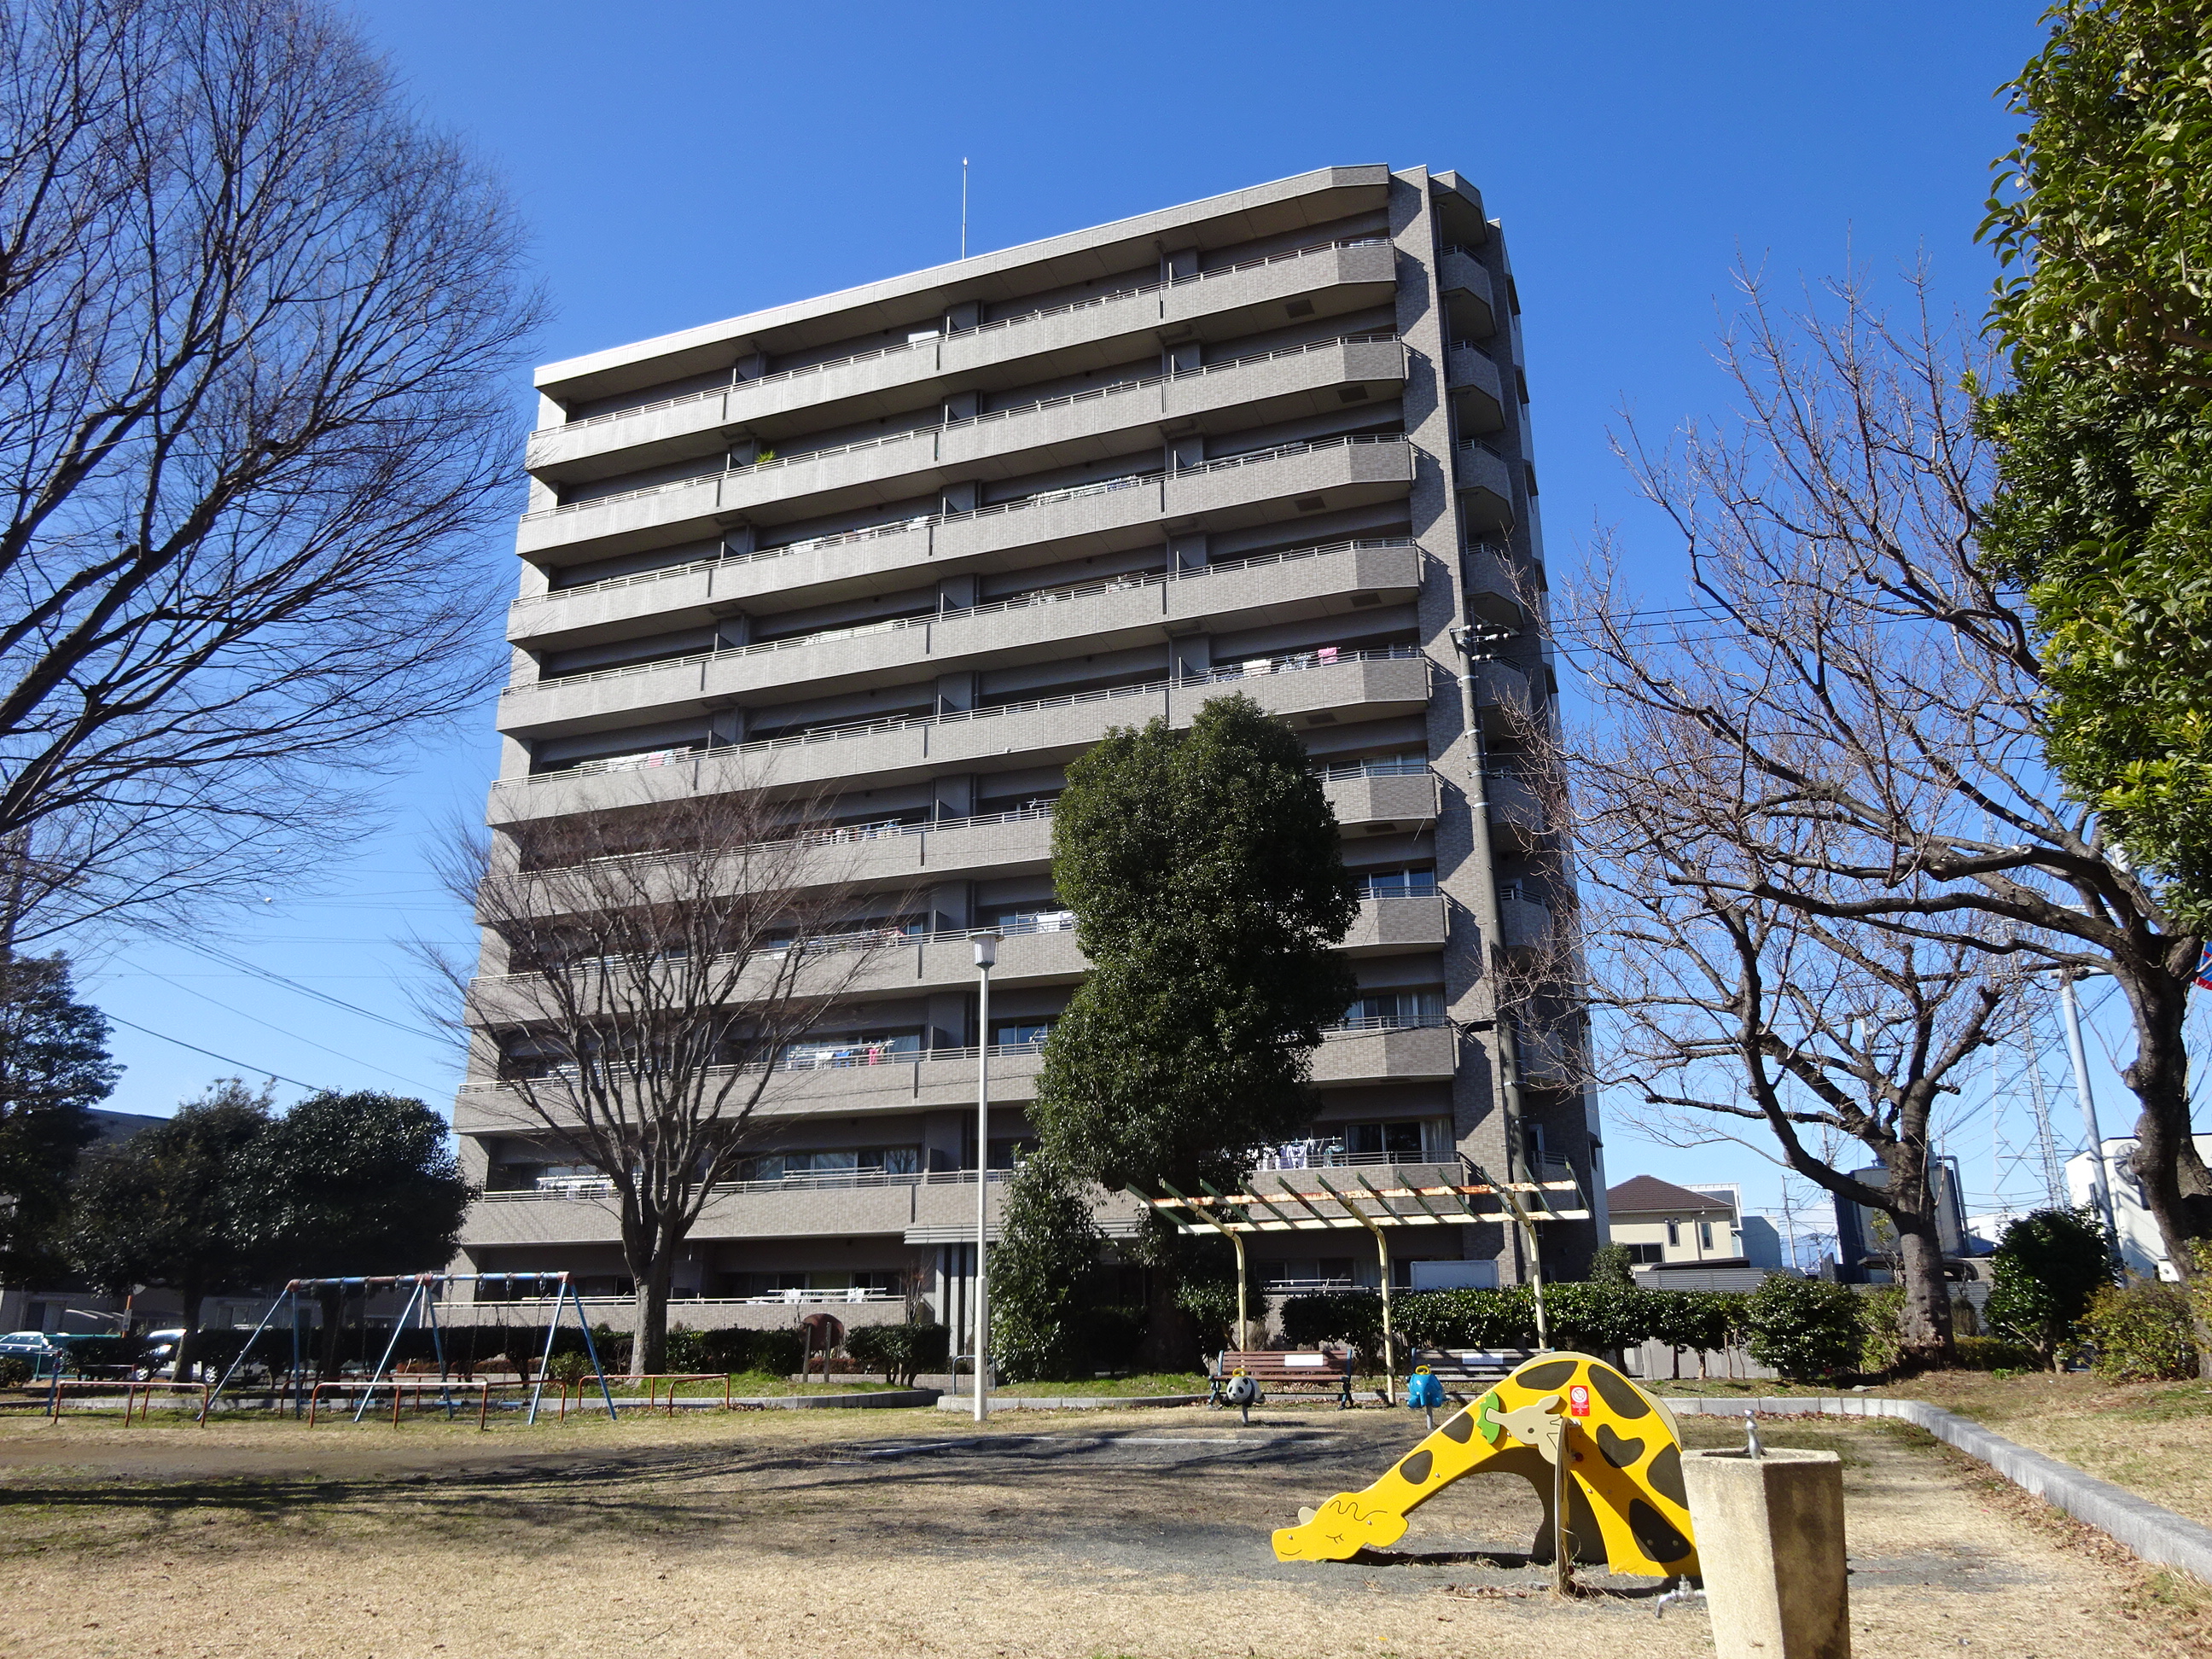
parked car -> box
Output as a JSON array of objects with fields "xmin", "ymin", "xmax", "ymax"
[
  {"xmin": 0, "ymin": 1330, "xmax": 62, "ymax": 1380},
  {"xmin": 137, "ymin": 1329, "xmax": 189, "ymax": 1380}
]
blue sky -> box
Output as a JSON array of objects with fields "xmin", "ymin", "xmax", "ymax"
[{"xmin": 84, "ymin": 0, "xmax": 2128, "ymax": 1235}]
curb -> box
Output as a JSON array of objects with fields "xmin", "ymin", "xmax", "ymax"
[
  {"xmin": 619, "ymin": 1388, "xmax": 940, "ymax": 1412},
  {"xmin": 1662, "ymin": 1394, "xmax": 2212, "ymax": 1586},
  {"xmin": 933, "ymin": 1394, "xmax": 1209, "ymax": 1412}
]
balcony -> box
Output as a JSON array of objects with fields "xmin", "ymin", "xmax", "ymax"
[
  {"xmin": 453, "ymin": 1016, "xmax": 1458, "ymax": 1153},
  {"xmin": 1339, "ymin": 894, "xmax": 1446, "ymax": 955},
  {"xmin": 1446, "ymin": 342, "xmax": 1505, "ymax": 432},
  {"xmin": 463, "ymin": 1166, "xmax": 1017, "ymax": 1248},
  {"xmin": 1457, "ymin": 440, "xmax": 1516, "ymax": 533},
  {"xmin": 1469, "ymin": 660, "xmax": 1530, "ymax": 733},
  {"xmin": 1497, "ymin": 892, "xmax": 1551, "ymax": 952},
  {"xmin": 487, "ymin": 647, "xmax": 1435, "ymax": 824},
  {"xmin": 1483, "ymin": 768, "xmax": 1547, "ymax": 849},
  {"xmin": 515, "ymin": 337, "xmax": 1410, "ymax": 567},
  {"xmin": 497, "ymin": 538, "xmax": 1423, "ymax": 742},
  {"xmin": 508, "ymin": 434, "xmax": 1416, "ymax": 643},
  {"xmin": 1437, "ymin": 246, "xmax": 1496, "ymax": 341},
  {"xmin": 526, "ymin": 237, "xmax": 1400, "ymax": 481},
  {"xmin": 1463, "ymin": 544, "xmax": 1527, "ymax": 625}
]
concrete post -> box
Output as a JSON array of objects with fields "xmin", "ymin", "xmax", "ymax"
[{"xmin": 1680, "ymin": 1447, "xmax": 1850, "ymax": 1659}]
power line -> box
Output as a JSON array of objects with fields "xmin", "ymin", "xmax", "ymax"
[
  {"xmin": 102, "ymin": 1013, "xmax": 323, "ymax": 1092},
  {"xmin": 150, "ymin": 933, "xmax": 442, "ymax": 1042},
  {"xmin": 118, "ymin": 966, "xmax": 445, "ymax": 1095}
]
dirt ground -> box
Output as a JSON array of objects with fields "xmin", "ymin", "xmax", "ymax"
[
  {"xmin": 1664, "ymin": 1370, "xmax": 2212, "ymax": 1534},
  {"xmin": 0, "ymin": 1401, "xmax": 2203, "ymax": 1659}
]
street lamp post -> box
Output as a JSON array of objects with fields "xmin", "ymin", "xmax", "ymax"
[{"xmin": 972, "ymin": 930, "xmax": 1000, "ymax": 1423}]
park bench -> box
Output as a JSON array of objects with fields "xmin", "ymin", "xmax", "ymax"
[
  {"xmin": 1405, "ymin": 1348, "xmax": 1537, "ymax": 1398},
  {"xmin": 1208, "ymin": 1348, "xmax": 1355, "ymax": 1409}
]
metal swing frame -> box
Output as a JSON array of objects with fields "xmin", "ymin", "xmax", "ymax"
[{"xmin": 198, "ymin": 1271, "xmax": 619, "ymax": 1425}]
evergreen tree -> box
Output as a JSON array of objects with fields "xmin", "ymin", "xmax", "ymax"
[
  {"xmin": 987, "ymin": 1154, "xmax": 1103, "ymax": 1382},
  {"xmin": 1985, "ymin": 1207, "xmax": 2116, "ymax": 1371},
  {"xmin": 1033, "ymin": 693, "xmax": 1358, "ymax": 1364},
  {"xmin": 68, "ymin": 1080, "xmax": 275, "ymax": 1372},
  {"xmin": 0, "ymin": 954, "xmax": 117, "ymax": 1283}
]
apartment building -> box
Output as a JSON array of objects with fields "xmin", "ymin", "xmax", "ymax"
[{"xmin": 452, "ymin": 165, "xmax": 1603, "ymax": 1329}]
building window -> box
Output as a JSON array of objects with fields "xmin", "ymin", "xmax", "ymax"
[
  {"xmin": 1624, "ymin": 1243, "xmax": 1664, "ymax": 1265},
  {"xmin": 1699, "ymin": 1220, "xmax": 1714, "ymax": 1249},
  {"xmin": 1665, "ymin": 1220, "xmax": 1679, "ymax": 1247}
]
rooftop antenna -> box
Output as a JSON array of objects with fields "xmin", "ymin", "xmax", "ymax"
[{"xmin": 961, "ymin": 158, "xmax": 969, "ymax": 259}]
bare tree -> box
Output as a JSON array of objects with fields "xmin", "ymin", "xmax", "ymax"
[
  {"xmin": 1554, "ymin": 264, "xmax": 2212, "ymax": 1371},
  {"xmin": 426, "ymin": 784, "xmax": 902, "ymax": 1374},
  {"xmin": 0, "ymin": 0, "xmax": 541, "ymax": 942},
  {"xmin": 1572, "ymin": 791, "xmax": 2023, "ymax": 1363}
]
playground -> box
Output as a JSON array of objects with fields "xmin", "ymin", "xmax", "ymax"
[{"xmin": 0, "ymin": 1397, "xmax": 2203, "ymax": 1658}]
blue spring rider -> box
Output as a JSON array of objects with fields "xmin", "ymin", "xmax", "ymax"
[{"xmin": 1406, "ymin": 1365, "xmax": 1446, "ymax": 1429}]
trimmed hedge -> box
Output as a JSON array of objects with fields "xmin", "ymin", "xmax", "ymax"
[
  {"xmin": 2083, "ymin": 1282, "xmax": 2199, "ymax": 1380},
  {"xmin": 846, "ymin": 1323, "xmax": 950, "ymax": 1386},
  {"xmin": 1277, "ymin": 1284, "xmax": 1752, "ymax": 1361}
]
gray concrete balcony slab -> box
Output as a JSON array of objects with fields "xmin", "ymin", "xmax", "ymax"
[
  {"xmin": 509, "ymin": 436, "xmax": 1416, "ymax": 647},
  {"xmin": 515, "ymin": 340, "xmax": 1409, "ymax": 567},
  {"xmin": 1464, "ymin": 545, "xmax": 1528, "ymax": 626},
  {"xmin": 452, "ymin": 1016, "xmax": 1450, "ymax": 1148},
  {"xmin": 1447, "ymin": 343, "xmax": 1505, "ymax": 432},
  {"xmin": 498, "ymin": 540, "xmax": 1423, "ymax": 742},
  {"xmin": 1319, "ymin": 767, "xmax": 1440, "ymax": 828},
  {"xmin": 1457, "ymin": 441, "xmax": 1516, "ymax": 533},
  {"xmin": 463, "ymin": 1170, "xmax": 1013, "ymax": 1249},
  {"xmin": 1438, "ymin": 247, "xmax": 1497, "ymax": 340},
  {"xmin": 1498, "ymin": 894, "xmax": 1551, "ymax": 952},
  {"xmin": 1341, "ymin": 894, "xmax": 1447, "ymax": 955},
  {"xmin": 1483, "ymin": 769, "xmax": 1547, "ymax": 849},
  {"xmin": 526, "ymin": 239, "xmax": 1399, "ymax": 482},
  {"xmin": 1470, "ymin": 659, "xmax": 1530, "ymax": 735},
  {"xmin": 488, "ymin": 651, "xmax": 1435, "ymax": 824}
]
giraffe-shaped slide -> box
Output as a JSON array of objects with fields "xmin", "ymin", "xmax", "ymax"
[{"xmin": 1271, "ymin": 1351, "xmax": 1699, "ymax": 1577}]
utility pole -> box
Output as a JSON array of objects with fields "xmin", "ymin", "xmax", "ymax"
[{"xmin": 2057, "ymin": 971, "xmax": 2121, "ymax": 1245}]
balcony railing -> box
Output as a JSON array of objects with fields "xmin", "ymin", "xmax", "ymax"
[
  {"xmin": 538, "ymin": 236, "xmax": 1392, "ymax": 438},
  {"xmin": 478, "ymin": 1166, "xmax": 1017, "ymax": 1204},
  {"xmin": 1309, "ymin": 754, "xmax": 1430, "ymax": 783},
  {"xmin": 508, "ymin": 536, "xmax": 1418, "ymax": 698},
  {"xmin": 526, "ymin": 334, "xmax": 1402, "ymax": 522},
  {"xmin": 1249, "ymin": 1141, "xmax": 1452, "ymax": 1172},
  {"xmin": 516, "ymin": 433, "xmax": 1411, "ymax": 607},
  {"xmin": 510, "ymin": 643, "xmax": 1425, "ymax": 789}
]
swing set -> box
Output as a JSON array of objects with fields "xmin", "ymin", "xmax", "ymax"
[{"xmin": 199, "ymin": 1271, "xmax": 618, "ymax": 1426}]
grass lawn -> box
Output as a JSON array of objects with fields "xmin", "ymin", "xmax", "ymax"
[
  {"xmin": 1652, "ymin": 1368, "xmax": 2212, "ymax": 1532},
  {"xmin": 987, "ymin": 1373, "xmax": 1210, "ymax": 1396}
]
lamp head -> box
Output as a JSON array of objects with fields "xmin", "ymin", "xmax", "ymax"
[{"xmin": 973, "ymin": 930, "xmax": 1001, "ymax": 969}]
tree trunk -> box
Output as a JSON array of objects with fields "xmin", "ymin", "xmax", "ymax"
[
  {"xmin": 2119, "ymin": 970, "xmax": 2212, "ymax": 1378},
  {"xmin": 1136, "ymin": 1266, "xmax": 1198, "ymax": 1371},
  {"xmin": 175, "ymin": 1274, "xmax": 206, "ymax": 1380},
  {"xmin": 632, "ymin": 1248, "xmax": 675, "ymax": 1378},
  {"xmin": 1891, "ymin": 1218, "xmax": 1955, "ymax": 1371}
]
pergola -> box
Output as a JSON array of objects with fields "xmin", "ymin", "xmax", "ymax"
[{"xmin": 1131, "ymin": 1166, "xmax": 1589, "ymax": 1402}]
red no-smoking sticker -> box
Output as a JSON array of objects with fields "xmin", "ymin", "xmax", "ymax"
[{"xmin": 1568, "ymin": 1384, "xmax": 1591, "ymax": 1417}]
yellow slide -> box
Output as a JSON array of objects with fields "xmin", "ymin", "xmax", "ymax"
[{"xmin": 1271, "ymin": 1351, "xmax": 1699, "ymax": 1578}]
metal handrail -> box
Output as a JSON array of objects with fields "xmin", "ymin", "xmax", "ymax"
[
  {"xmin": 515, "ymin": 434, "xmax": 1410, "ymax": 608},
  {"xmin": 525, "ymin": 334, "xmax": 1403, "ymax": 521},
  {"xmin": 1309, "ymin": 755, "xmax": 1430, "ymax": 782},
  {"xmin": 534, "ymin": 237, "xmax": 1392, "ymax": 438},
  {"xmin": 507, "ymin": 537, "xmax": 1417, "ymax": 698},
  {"xmin": 509, "ymin": 643, "xmax": 1423, "ymax": 788}
]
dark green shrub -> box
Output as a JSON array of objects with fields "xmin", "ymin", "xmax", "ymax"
[
  {"xmin": 1743, "ymin": 1275, "xmax": 1866, "ymax": 1381},
  {"xmin": 1173, "ymin": 1274, "xmax": 1239, "ymax": 1355},
  {"xmin": 2083, "ymin": 1282, "xmax": 2199, "ymax": 1380},
  {"xmin": 1393, "ymin": 1286, "xmax": 1538, "ymax": 1348},
  {"xmin": 1857, "ymin": 1284, "xmax": 1907, "ymax": 1375},
  {"xmin": 661, "ymin": 1324, "xmax": 710, "ymax": 1374},
  {"xmin": 1643, "ymin": 1291, "xmax": 1743, "ymax": 1371},
  {"xmin": 1278, "ymin": 1289, "xmax": 1386, "ymax": 1362},
  {"xmin": 748, "ymin": 1327, "xmax": 807, "ymax": 1377},
  {"xmin": 1543, "ymin": 1284, "xmax": 1650, "ymax": 1352},
  {"xmin": 846, "ymin": 1323, "xmax": 950, "ymax": 1386},
  {"xmin": 1986, "ymin": 1208, "xmax": 2116, "ymax": 1369},
  {"xmin": 544, "ymin": 1350, "xmax": 593, "ymax": 1385},
  {"xmin": 1080, "ymin": 1304, "xmax": 1146, "ymax": 1372},
  {"xmin": 1950, "ymin": 1336, "xmax": 2040, "ymax": 1371},
  {"xmin": 0, "ymin": 1355, "xmax": 29, "ymax": 1388}
]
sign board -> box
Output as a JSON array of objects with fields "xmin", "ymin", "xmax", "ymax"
[{"xmin": 1568, "ymin": 1383, "xmax": 1591, "ymax": 1417}]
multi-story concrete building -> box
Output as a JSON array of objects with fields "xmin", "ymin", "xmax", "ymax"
[{"xmin": 452, "ymin": 164, "xmax": 1604, "ymax": 1330}]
